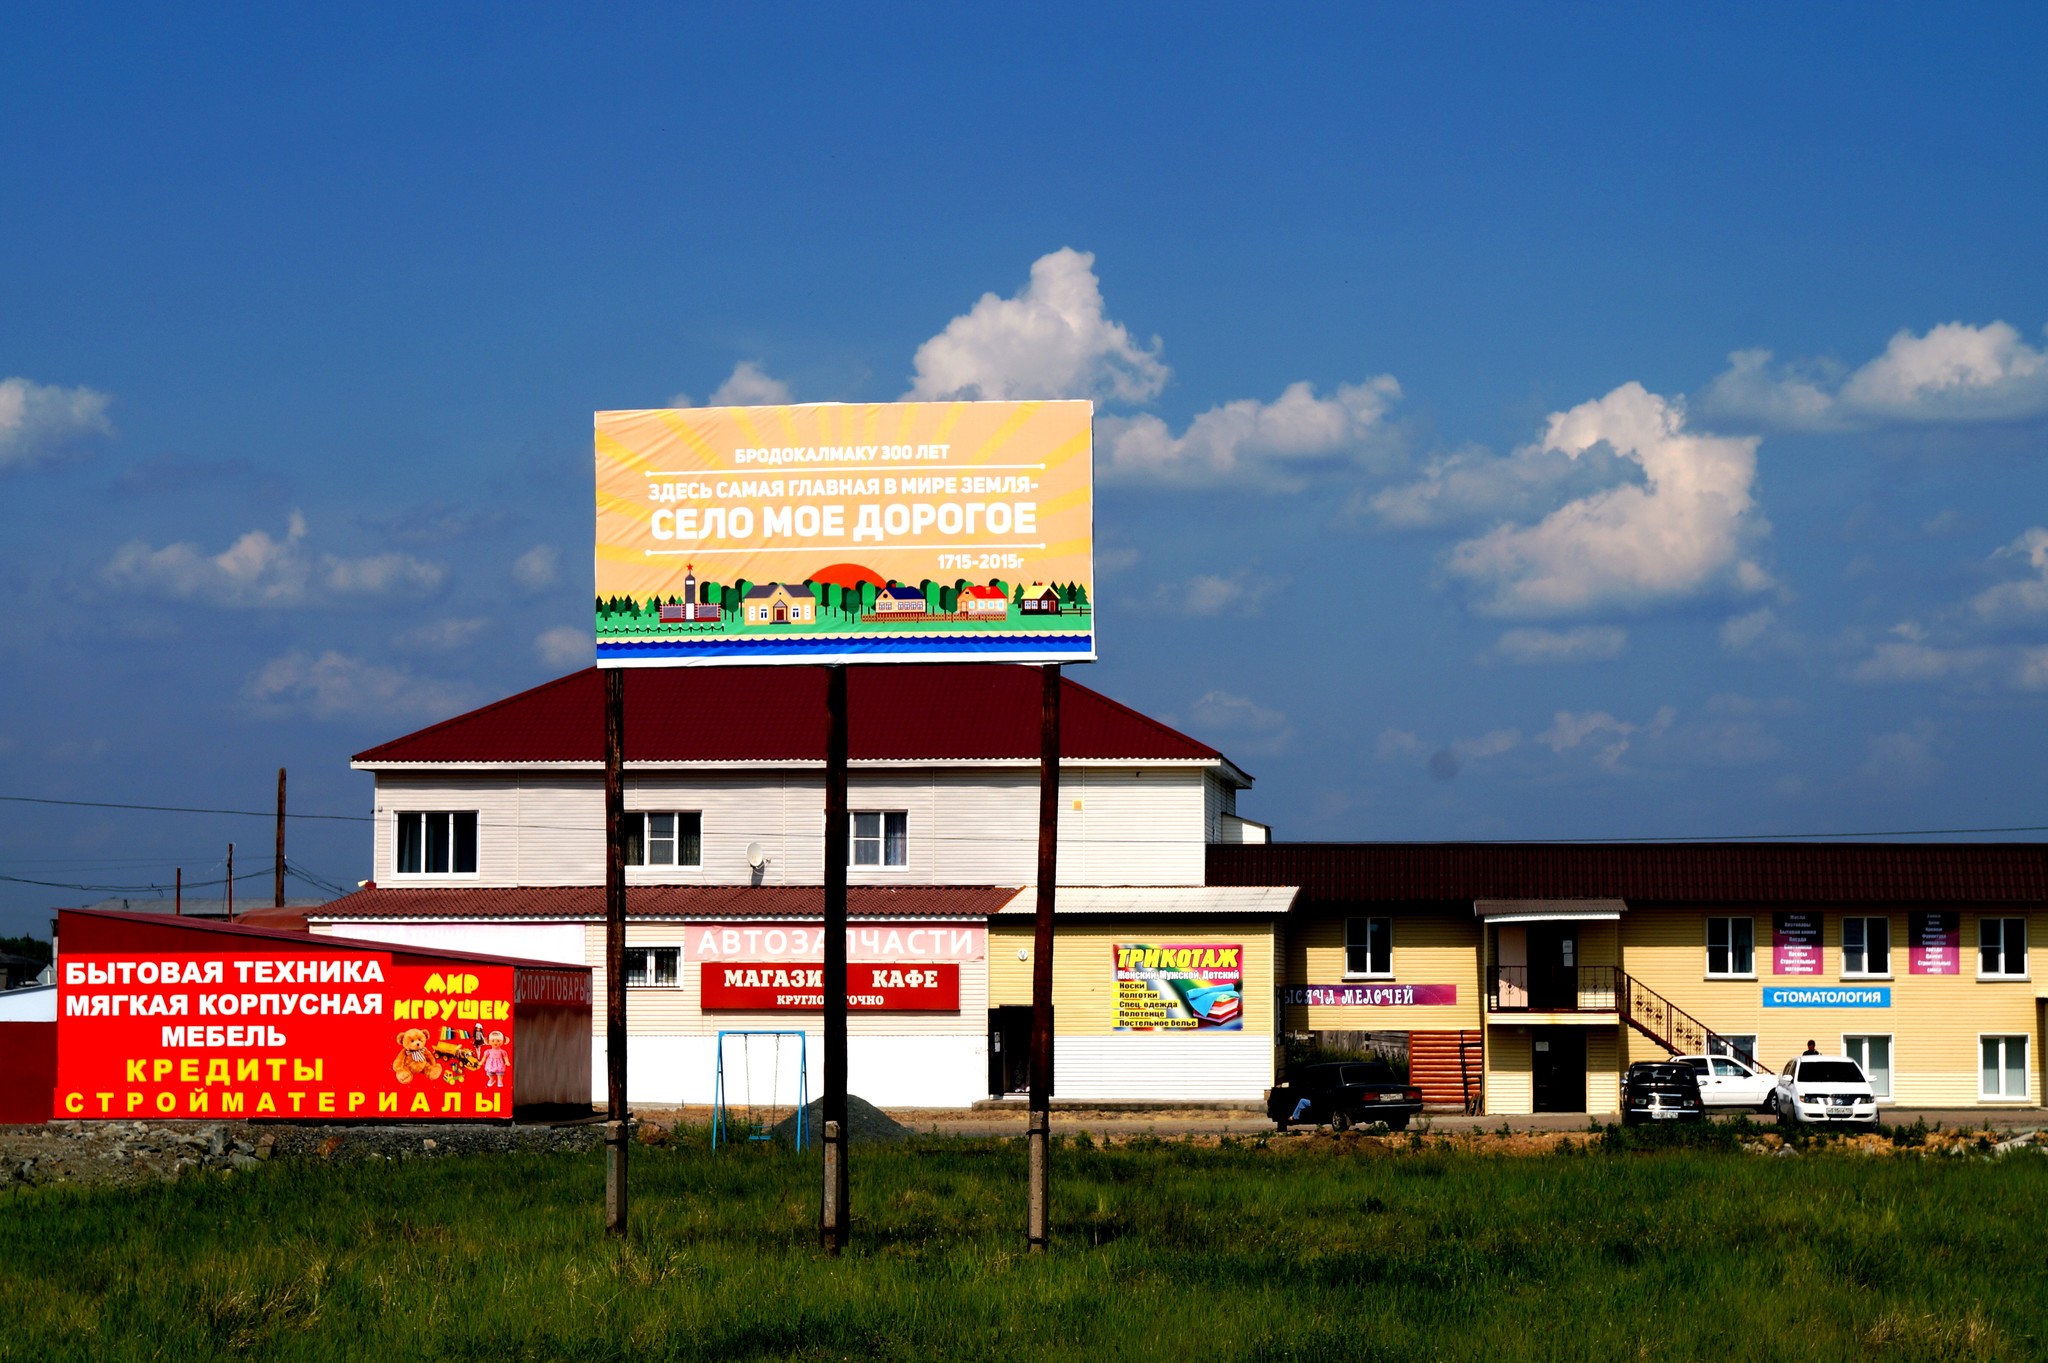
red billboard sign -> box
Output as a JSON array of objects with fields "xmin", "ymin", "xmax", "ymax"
[
  {"xmin": 57, "ymin": 952, "xmax": 517, "ymax": 1120},
  {"xmin": 699, "ymin": 961, "xmax": 960, "ymax": 1012}
]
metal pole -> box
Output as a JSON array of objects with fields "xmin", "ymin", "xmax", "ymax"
[
  {"xmin": 275, "ymin": 767, "xmax": 287, "ymax": 908},
  {"xmin": 1028, "ymin": 662, "xmax": 1061, "ymax": 1252},
  {"xmin": 604, "ymin": 667, "xmax": 629, "ymax": 1236},
  {"xmin": 226, "ymin": 844, "xmax": 234, "ymax": 923},
  {"xmin": 821, "ymin": 664, "xmax": 850, "ymax": 1252},
  {"xmin": 175, "ymin": 867, "xmax": 181, "ymax": 917}
]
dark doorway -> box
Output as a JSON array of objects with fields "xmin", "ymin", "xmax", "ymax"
[
  {"xmin": 988, "ymin": 1006, "xmax": 1034, "ymax": 1095},
  {"xmin": 1532, "ymin": 1028, "xmax": 1586, "ymax": 1111},
  {"xmin": 1526, "ymin": 924, "xmax": 1580, "ymax": 1010}
]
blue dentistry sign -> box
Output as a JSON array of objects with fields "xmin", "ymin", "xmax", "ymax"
[{"xmin": 1762, "ymin": 986, "xmax": 1892, "ymax": 1008}]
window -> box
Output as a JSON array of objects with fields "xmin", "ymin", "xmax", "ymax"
[
  {"xmin": 1842, "ymin": 916, "xmax": 1890, "ymax": 976},
  {"xmin": 1981, "ymin": 1035, "xmax": 2029, "ymax": 1100},
  {"xmin": 850, "ymin": 811, "xmax": 907, "ymax": 867},
  {"xmin": 623, "ymin": 947, "xmax": 680, "ymax": 988},
  {"xmin": 1706, "ymin": 917, "xmax": 1755, "ymax": 977},
  {"xmin": 1979, "ymin": 918, "xmax": 2028, "ymax": 979},
  {"xmin": 624, "ymin": 812, "xmax": 702, "ymax": 868},
  {"xmin": 1843, "ymin": 1034, "xmax": 1892, "ymax": 1098},
  {"xmin": 1709, "ymin": 1034, "xmax": 1759, "ymax": 1067},
  {"xmin": 1345, "ymin": 918, "xmax": 1392, "ymax": 977},
  {"xmin": 395, "ymin": 811, "xmax": 477, "ymax": 875}
]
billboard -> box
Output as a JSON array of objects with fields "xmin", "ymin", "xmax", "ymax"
[
  {"xmin": 57, "ymin": 952, "xmax": 516, "ymax": 1120},
  {"xmin": 594, "ymin": 400, "xmax": 1094, "ymax": 666},
  {"xmin": 1111, "ymin": 943, "xmax": 1244, "ymax": 1031}
]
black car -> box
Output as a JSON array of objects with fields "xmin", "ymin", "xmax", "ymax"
[
  {"xmin": 1266, "ymin": 1061, "xmax": 1425, "ymax": 1131},
  {"xmin": 1620, "ymin": 1061, "xmax": 1705, "ymax": 1125}
]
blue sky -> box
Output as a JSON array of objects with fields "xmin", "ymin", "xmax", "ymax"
[{"xmin": 5, "ymin": 4, "xmax": 2048, "ymax": 931}]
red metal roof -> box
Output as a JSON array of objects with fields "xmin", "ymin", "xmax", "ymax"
[
  {"xmin": 1207, "ymin": 842, "xmax": 2048, "ymax": 903},
  {"xmin": 311, "ymin": 884, "xmax": 1024, "ymax": 921},
  {"xmin": 352, "ymin": 665, "xmax": 1235, "ymax": 772}
]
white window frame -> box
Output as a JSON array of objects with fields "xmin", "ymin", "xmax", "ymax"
[
  {"xmin": 624, "ymin": 811, "xmax": 703, "ymax": 869},
  {"xmin": 1841, "ymin": 1033, "xmax": 1893, "ymax": 1100},
  {"xmin": 1344, "ymin": 917, "xmax": 1392, "ymax": 979},
  {"xmin": 1841, "ymin": 915, "xmax": 1892, "ymax": 978},
  {"xmin": 393, "ymin": 810, "xmax": 479, "ymax": 877},
  {"xmin": 622, "ymin": 946, "xmax": 681, "ymax": 989},
  {"xmin": 1977, "ymin": 917, "xmax": 2029, "ymax": 980},
  {"xmin": 1705, "ymin": 916, "xmax": 1756, "ymax": 979},
  {"xmin": 1979, "ymin": 1033, "xmax": 2030, "ymax": 1101},
  {"xmin": 849, "ymin": 811, "xmax": 908, "ymax": 868}
]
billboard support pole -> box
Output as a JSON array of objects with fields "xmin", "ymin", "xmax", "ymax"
[
  {"xmin": 1028, "ymin": 662, "xmax": 1060, "ymax": 1252},
  {"xmin": 821, "ymin": 664, "xmax": 850, "ymax": 1252},
  {"xmin": 275, "ymin": 767, "xmax": 287, "ymax": 909},
  {"xmin": 604, "ymin": 667, "xmax": 629, "ymax": 1237}
]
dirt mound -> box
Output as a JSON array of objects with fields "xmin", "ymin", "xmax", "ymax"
[{"xmin": 772, "ymin": 1095, "xmax": 912, "ymax": 1146}]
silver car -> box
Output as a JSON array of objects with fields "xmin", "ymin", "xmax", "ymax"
[{"xmin": 1772, "ymin": 1054, "xmax": 1879, "ymax": 1128}]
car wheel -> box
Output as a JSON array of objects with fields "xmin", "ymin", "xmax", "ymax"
[{"xmin": 1330, "ymin": 1109, "xmax": 1353, "ymax": 1133}]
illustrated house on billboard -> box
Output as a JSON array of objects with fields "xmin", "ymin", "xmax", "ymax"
[
  {"xmin": 659, "ymin": 565, "xmax": 721, "ymax": 623},
  {"xmin": 1018, "ymin": 583, "xmax": 1062, "ymax": 615},
  {"xmin": 742, "ymin": 582, "xmax": 815, "ymax": 625},
  {"xmin": 874, "ymin": 585, "xmax": 928, "ymax": 616},
  {"xmin": 959, "ymin": 584, "xmax": 1009, "ymax": 618}
]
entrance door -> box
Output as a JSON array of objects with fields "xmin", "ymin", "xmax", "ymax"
[
  {"xmin": 1527, "ymin": 924, "xmax": 1579, "ymax": 1010},
  {"xmin": 988, "ymin": 1006, "xmax": 1035, "ymax": 1095},
  {"xmin": 774, "ymin": 605, "xmax": 788, "ymax": 623},
  {"xmin": 1531, "ymin": 1028, "xmax": 1586, "ymax": 1112}
]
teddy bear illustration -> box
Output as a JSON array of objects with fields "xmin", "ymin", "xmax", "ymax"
[
  {"xmin": 481, "ymin": 1030, "xmax": 511, "ymax": 1089},
  {"xmin": 393, "ymin": 1028, "xmax": 443, "ymax": 1084}
]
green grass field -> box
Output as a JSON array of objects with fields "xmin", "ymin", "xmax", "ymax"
[{"xmin": 5, "ymin": 1132, "xmax": 2045, "ymax": 1361}]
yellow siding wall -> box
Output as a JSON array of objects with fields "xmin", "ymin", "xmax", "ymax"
[
  {"xmin": 988, "ymin": 917, "xmax": 1277, "ymax": 1037},
  {"xmin": 1488, "ymin": 1027, "xmax": 1532, "ymax": 1115},
  {"xmin": 1620, "ymin": 907, "xmax": 2047, "ymax": 1106},
  {"xmin": 1283, "ymin": 910, "xmax": 1482, "ymax": 1031},
  {"xmin": 1586, "ymin": 1027, "xmax": 1620, "ymax": 1115}
]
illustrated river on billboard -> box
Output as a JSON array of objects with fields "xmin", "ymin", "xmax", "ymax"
[{"xmin": 594, "ymin": 400, "xmax": 1095, "ymax": 666}]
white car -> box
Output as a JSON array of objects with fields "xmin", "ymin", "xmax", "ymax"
[
  {"xmin": 1673, "ymin": 1053, "xmax": 1775, "ymax": 1111},
  {"xmin": 1772, "ymin": 1054, "xmax": 1880, "ymax": 1128}
]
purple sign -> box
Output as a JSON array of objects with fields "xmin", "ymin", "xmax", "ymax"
[
  {"xmin": 1909, "ymin": 912, "xmax": 1960, "ymax": 975},
  {"xmin": 1282, "ymin": 984, "xmax": 1459, "ymax": 1007},
  {"xmin": 1773, "ymin": 913, "xmax": 1822, "ymax": 975}
]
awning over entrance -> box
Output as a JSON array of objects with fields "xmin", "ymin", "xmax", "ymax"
[{"xmin": 1473, "ymin": 898, "xmax": 1625, "ymax": 924}]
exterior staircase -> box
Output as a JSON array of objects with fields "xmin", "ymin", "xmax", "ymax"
[{"xmin": 1617, "ymin": 971, "xmax": 1761, "ymax": 1070}]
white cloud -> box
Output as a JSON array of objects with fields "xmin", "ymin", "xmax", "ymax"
[
  {"xmin": 1375, "ymin": 728, "xmax": 1429, "ymax": 761},
  {"xmin": 0, "ymin": 376, "xmax": 114, "ymax": 472},
  {"xmin": 1445, "ymin": 384, "xmax": 1769, "ymax": 617},
  {"xmin": 1970, "ymin": 527, "xmax": 2048, "ymax": 622},
  {"xmin": 710, "ymin": 360, "xmax": 792, "ymax": 407},
  {"xmin": 1099, "ymin": 378, "xmax": 1400, "ymax": 489},
  {"xmin": 1719, "ymin": 607, "xmax": 1780, "ymax": 653},
  {"xmin": 1491, "ymin": 626, "xmax": 1627, "ymax": 665},
  {"xmin": 1175, "ymin": 689, "xmax": 1294, "ymax": 756},
  {"xmin": 102, "ymin": 512, "xmax": 447, "ymax": 608},
  {"xmin": 534, "ymin": 625, "xmax": 589, "ymax": 669},
  {"xmin": 1536, "ymin": 706, "xmax": 1675, "ymax": 774},
  {"xmin": 1697, "ymin": 322, "xmax": 2048, "ymax": 429},
  {"xmin": 1375, "ymin": 726, "xmax": 1520, "ymax": 780},
  {"xmin": 1157, "ymin": 569, "xmax": 1285, "ymax": 616},
  {"xmin": 394, "ymin": 617, "xmax": 490, "ymax": 652},
  {"xmin": 243, "ymin": 650, "xmax": 482, "ymax": 721},
  {"xmin": 1367, "ymin": 439, "xmax": 1640, "ymax": 530},
  {"xmin": 1859, "ymin": 721, "xmax": 1942, "ymax": 787},
  {"xmin": 905, "ymin": 248, "xmax": 1167, "ymax": 404},
  {"xmin": 1847, "ymin": 634, "xmax": 2048, "ymax": 691},
  {"xmin": 512, "ymin": 544, "xmax": 560, "ymax": 591}
]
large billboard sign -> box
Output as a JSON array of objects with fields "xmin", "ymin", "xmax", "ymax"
[
  {"xmin": 1111, "ymin": 943, "xmax": 1244, "ymax": 1031},
  {"xmin": 594, "ymin": 400, "xmax": 1094, "ymax": 666},
  {"xmin": 56, "ymin": 952, "xmax": 516, "ymax": 1120}
]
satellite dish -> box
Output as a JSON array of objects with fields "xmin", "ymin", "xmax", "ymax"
[{"xmin": 746, "ymin": 841, "xmax": 766, "ymax": 869}]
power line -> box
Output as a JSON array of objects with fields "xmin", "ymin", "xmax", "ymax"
[{"xmin": 0, "ymin": 794, "xmax": 370, "ymax": 823}]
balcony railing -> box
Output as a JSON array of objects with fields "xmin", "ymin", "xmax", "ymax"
[{"xmin": 1487, "ymin": 964, "xmax": 1619, "ymax": 1013}]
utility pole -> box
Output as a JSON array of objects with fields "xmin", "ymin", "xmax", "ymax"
[
  {"xmin": 821, "ymin": 664, "xmax": 850, "ymax": 1252},
  {"xmin": 225, "ymin": 844, "xmax": 235, "ymax": 922},
  {"xmin": 1028, "ymin": 662, "xmax": 1061, "ymax": 1252},
  {"xmin": 604, "ymin": 667, "xmax": 628, "ymax": 1236},
  {"xmin": 275, "ymin": 767, "xmax": 287, "ymax": 908},
  {"xmin": 175, "ymin": 867, "xmax": 181, "ymax": 917}
]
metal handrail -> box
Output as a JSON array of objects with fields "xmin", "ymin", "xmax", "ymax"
[
  {"xmin": 1616, "ymin": 972, "xmax": 1763, "ymax": 1071},
  {"xmin": 1486, "ymin": 964, "xmax": 1619, "ymax": 1013}
]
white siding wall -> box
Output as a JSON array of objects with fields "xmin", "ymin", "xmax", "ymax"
[
  {"xmin": 1052, "ymin": 1035, "xmax": 1273, "ymax": 1101},
  {"xmin": 374, "ymin": 765, "xmax": 1217, "ymax": 887}
]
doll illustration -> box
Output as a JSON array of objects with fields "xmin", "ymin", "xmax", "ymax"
[{"xmin": 482, "ymin": 1030, "xmax": 511, "ymax": 1088}]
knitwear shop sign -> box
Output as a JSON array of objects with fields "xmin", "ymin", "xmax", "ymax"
[
  {"xmin": 593, "ymin": 400, "xmax": 1095, "ymax": 666},
  {"xmin": 1112, "ymin": 943, "xmax": 1244, "ymax": 1031},
  {"xmin": 699, "ymin": 961, "xmax": 961, "ymax": 1011},
  {"xmin": 56, "ymin": 953, "xmax": 516, "ymax": 1120}
]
